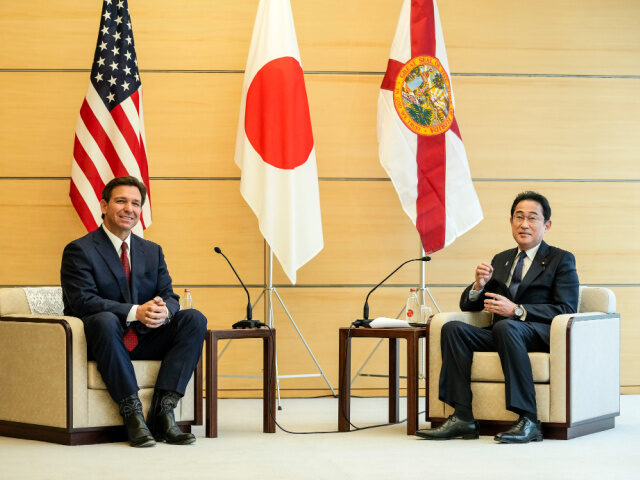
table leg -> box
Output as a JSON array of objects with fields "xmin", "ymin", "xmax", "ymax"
[
  {"xmin": 263, "ymin": 333, "xmax": 276, "ymax": 433},
  {"xmin": 338, "ymin": 329, "xmax": 351, "ymax": 431},
  {"xmin": 406, "ymin": 333, "xmax": 419, "ymax": 435},
  {"xmin": 388, "ymin": 338, "xmax": 399, "ymax": 423},
  {"xmin": 205, "ymin": 332, "xmax": 218, "ymax": 438}
]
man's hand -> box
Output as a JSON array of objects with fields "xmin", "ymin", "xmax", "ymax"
[
  {"xmin": 136, "ymin": 296, "xmax": 168, "ymax": 328},
  {"xmin": 473, "ymin": 262, "xmax": 494, "ymax": 290},
  {"xmin": 484, "ymin": 292, "xmax": 517, "ymax": 317}
]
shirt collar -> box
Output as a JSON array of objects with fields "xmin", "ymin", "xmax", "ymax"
[
  {"xmin": 518, "ymin": 242, "xmax": 541, "ymax": 261},
  {"xmin": 101, "ymin": 224, "xmax": 131, "ymax": 253}
]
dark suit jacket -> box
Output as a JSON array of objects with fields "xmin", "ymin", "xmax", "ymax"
[
  {"xmin": 460, "ymin": 241, "xmax": 579, "ymax": 326},
  {"xmin": 60, "ymin": 227, "xmax": 180, "ymax": 333}
]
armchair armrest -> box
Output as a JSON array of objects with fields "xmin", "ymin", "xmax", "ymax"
[
  {"xmin": 549, "ymin": 312, "xmax": 620, "ymax": 424},
  {"xmin": 0, "ymin": 314, "xmax": 88, "ymax": 429}
]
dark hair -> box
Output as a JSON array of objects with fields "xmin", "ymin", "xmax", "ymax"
[
  {"xmin": 510, "ymin": 191, "xmax": 551, "ymax": 222},
  {"xmin": 101, "ymin": 176, "xmax": 147, "ymax": 205}
]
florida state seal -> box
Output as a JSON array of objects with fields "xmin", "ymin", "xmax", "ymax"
[{"xmin": 393, "ymin": 56, "xmax": 454, "ymax": 136}]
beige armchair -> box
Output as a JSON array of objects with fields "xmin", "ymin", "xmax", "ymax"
[
  {"xmin": 426, "ymin": 286, "xmax": 620, "ymax": 439},
  {"xmin": 0, "ymin": 287, "xmax": 202, "ymax": 445}
]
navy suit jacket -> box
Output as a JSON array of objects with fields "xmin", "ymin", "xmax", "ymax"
[
  {"xmin": 460, "ymin": 241, "xmax": 579, "ymax": 326},
  {"xmin": 60, "ymin": 227, "xmax": 180, "ymax": 334}
]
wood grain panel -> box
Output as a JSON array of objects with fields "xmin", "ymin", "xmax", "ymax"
[
  {"xmin": 615, "ymin": 287, "xmax": 640, "ymax": 387},
  {"xmin": 2, "ymin": 1, "xmax": 639, "ymax": 75},
  {"xmin": 0, "ymin": 180, "xmax": 265, "ymax": 286},
  {"xmin": 2, "ymin": 73, "xmax": 639, "ymax": 180},
  {"xmin": 275, "ymin": 181, "xmax": 640, "ymax": 285},
  {"xmin": 1, "ymin": 180, "xmax": 637, "ymax": 287},
  {"xmin": 191, "ymin": 286, "xmax": 461, "ymax": 393},
  {"xmin": 161, "ymin": 286, "xmax": 640, "ymax": 393},
  {"xmin": 455, "ymin": 77, "xmax": 640, "ymax": 180}
]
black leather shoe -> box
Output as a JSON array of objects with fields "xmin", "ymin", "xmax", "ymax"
[
  {"xmin": 147, "ymin": 390, "xmax": 196, "ymax": 445},
  {"xmin": 495, "ymin": 417, "xmax": 543, "ymax": 443},
  {"xmin": 118, "ymin": 394, "xmax": 156, "ymax": 448},
  {"xmin": 415, "ymin": 415, "xmax": 479, "ymax": 440}
]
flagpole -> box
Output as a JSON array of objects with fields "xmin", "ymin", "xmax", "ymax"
[{"xmin": 418, "ymin": 244, "xmax": 441, "ymax": 380}]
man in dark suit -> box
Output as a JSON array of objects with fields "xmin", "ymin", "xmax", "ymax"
[
  {"xmin": 61, "ymin": 176, "xmax": 207, "ymax": 447},
  {"xmin": 416, "ymin": 191, "xmax": 579, "ymax": 443}
]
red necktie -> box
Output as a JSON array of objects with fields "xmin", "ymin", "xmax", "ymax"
[{"xmin": 121, "ymin": 242, "xmax": 138, "ymax": 351}]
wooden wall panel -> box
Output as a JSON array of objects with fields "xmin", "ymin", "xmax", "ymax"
[
  {"xmin": 455, "ymin": 77, "xmax": 640, "ymax": 180},
  {"xmin": 0, "ymin": 180, "xmax": 265, "ymax": 286},
  {"xmin": 2, "ymin": 73, "xmax": 639, "ymax": 180},
  {"xmin": 189, "ymin": 286, "xmax": 461, "ymax": 393},
  {"xmin": 159, "ymin": 285, "xmax": 640, "ymax": 393},
  {"xmin": 2, "ymin": 179, "xmax": 637, "ymax": 288},
  {"xmin": 276, "ymin": 181, "xmax": 640, "ymax": 286},
  {"xmin": 1, "ymin": 0, "xmax": 638, "ymax": 393},
  {"xmin": 615, "ymin": 287, "xmax": 640, "ymax": 387},
  {"xmin": 2, "ymin": 1, "xmax": 639, "ymax": 74}
]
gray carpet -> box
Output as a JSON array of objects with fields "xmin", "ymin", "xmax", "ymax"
[{"xmin": 1, "ymin": 395, "xmax": 638, "ymax": 479}]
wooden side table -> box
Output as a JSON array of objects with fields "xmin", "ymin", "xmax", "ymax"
[
  {"xmin": 338, "ymin": 326, "xmax": 426, "ymax": 435},
  {"xmin": 205, "ymin": 328, "xmax": 276, "ymax": 438}
]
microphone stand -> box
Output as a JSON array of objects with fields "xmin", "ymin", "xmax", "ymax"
[
  {"xmin": 214, "ymin": 242, "xmax": 337, "ymax": 410},
  {"xmin": 350, "ymin": 241, "xmax": 442, "ymax": 386}
]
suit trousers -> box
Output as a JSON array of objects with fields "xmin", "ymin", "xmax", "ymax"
[
  {"xmin": 83, "ymin": 309, "xmax": 207, "ymax": 402},
  {"xmin": 438, "ymin": 319, "xmax": 550, "ymax": 416}
]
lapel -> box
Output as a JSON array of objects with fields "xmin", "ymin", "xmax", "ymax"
[
  {"xmin": 515, "ymin": 241, "xmax": 550, "ymax": 302},
  {"xmin": 494, "ymin": 247, "xmax": 519, "ymax": 285},
  {"xmin": 130, "ymin": 234, "xmax": 146, "ymax": 304},
  {"xmin": 92, "ymin": 228, "xmax": 132, "ymax": 303}
]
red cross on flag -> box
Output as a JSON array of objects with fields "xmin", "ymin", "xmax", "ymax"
[
  {"xmin": 378, "ymin": 0, "xmax": 482, "ymax": 254},
  {"xmin": 234, "ymin": 0, "xmax": 323, "ymax": 284}
]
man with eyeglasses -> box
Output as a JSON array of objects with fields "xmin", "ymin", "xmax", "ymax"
[{"xmin": 416, "ymin": 191, "xmax": 579, "ymax": 443}]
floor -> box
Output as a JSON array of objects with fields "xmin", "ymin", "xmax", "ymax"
[{"xmin": 1, "ymin": 395, "xmax": 638, "ymax": 480}]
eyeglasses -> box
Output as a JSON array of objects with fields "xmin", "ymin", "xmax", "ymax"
[{"xmin": 512, "ymin": 215, "xmax": 543, "ymax": 225}]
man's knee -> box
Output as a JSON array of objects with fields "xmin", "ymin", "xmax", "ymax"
[
  {"xmin": 83, "ymin": 312, "xmax": 122, "ymax": 339},
  {"xmin": 492, "ymin": 319, "xmax": 528, "ymax": 348},
  {"xmin": 492, "ymin": 319, "xmax": 521, "ymax": 337},
  {"xmin": 441, "ymin": 320, "xmax": 467, "ymax": 340},
  {"xmin": 173, "ymin": 309, "xmax": 207, "ymax": 335}
]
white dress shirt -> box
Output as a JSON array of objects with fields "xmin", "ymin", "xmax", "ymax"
[{"xmin": 468, "ymin": 242, "xmax": 543, "ymax": 320}]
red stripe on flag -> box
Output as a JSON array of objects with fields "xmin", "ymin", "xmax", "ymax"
[
  {"xmin": 450, "ymin": 117, "xmax": 462, "ymax": 141},
  {"xmin": 411, "ymin": 0, "xmax": 436, "ymax": 57},
  {"xmin": 416, "ymin": 134, "xmax": 446, "ymax": 253},
  {"xmin": 110, "ymin": 102, "xmax": 141, "ymax": 161},
  {"xmin": 129, "ymin": 89, "xmax": 152, "ymax": 204},
  {"xmin": 73, "ymin": 135, "xmax": 105, "ymax": 199},
  {"xmin": 70, "ymin": 180, "xmax": 99, "ymax": 232},
  {"xmin": 80, "ymin": 100, "xmax": 128, "ymax": 178},
  {"xmin": 130, "ymin": 89, "xmax": 140, "ymax": 115},
  {"xmin": 381, "ymin": 59, "xmax": 404, "ymax": 91},
  {"xmin": 411, "ymin": 0, "xmax": 446, "ymax": 252}
]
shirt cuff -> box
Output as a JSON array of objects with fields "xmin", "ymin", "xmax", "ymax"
[
  {"xmin": 126, "ymin": 305, "xmax": 139, "ymax": 325},
  {"xmin": 469, "ymin": 288, "xmax": 483, "ymax": 302}
]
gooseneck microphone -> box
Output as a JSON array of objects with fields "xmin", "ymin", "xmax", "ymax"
[
  {"xmin": 353, "ymin": 256, "xmax": 431, "ymax": 327},
  {"xmin": 214, "ymin": 246, "xmax": 265, "ymax": 329}
]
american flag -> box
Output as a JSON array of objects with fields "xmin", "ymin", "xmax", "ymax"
[{"xmin": 70, "ymin": 0, "xmax": 151, "ymax": 234}]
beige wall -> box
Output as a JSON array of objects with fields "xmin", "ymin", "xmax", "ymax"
[{"xmin": 1, "ymin": 0, "xmax": 638, "ymax": 395}]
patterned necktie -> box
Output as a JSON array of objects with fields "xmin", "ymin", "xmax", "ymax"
[
  {"xmin": 508, "ymin": 251, "xmax": 525, "ymax": 299},
  {"xmin": 121, "ymin": 242, "xmax": 138, "ymax": 351}
]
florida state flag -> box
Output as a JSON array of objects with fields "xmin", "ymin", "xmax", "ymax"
[{"xmin": 377, "ymin": 0, "xmax": 482, "ymax": 253}]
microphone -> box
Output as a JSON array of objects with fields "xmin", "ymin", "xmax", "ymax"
[
  {"xmin": 353, "ymin": 256, "xmax": 431, "ymax": 328},
  {"xmin": 214, "ymin": 246, "xmax": 265, "ymax": 329}
]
